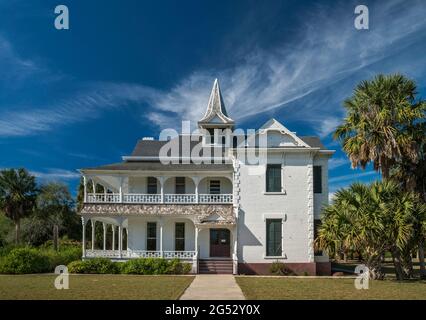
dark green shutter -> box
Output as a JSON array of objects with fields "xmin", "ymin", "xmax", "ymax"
[
  {"xmin": 266, "ymin": 219, "xmax": 282, "ymax": 256},
  {"xmin": 266, "ymin": 165, "xmax": 281, "ymax": 192},
  {"xmin": 313, "ymin": 166, "xmax": 322, "ymax": 193}
]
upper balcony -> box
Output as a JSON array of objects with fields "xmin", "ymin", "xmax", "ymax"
[
  {"xmin": 86, "ymin": 193, "xmax": 233, "ymax": 204},
  {"xmin": 82, "ymin": 175, "xmax": 234, "ymax": 205}
]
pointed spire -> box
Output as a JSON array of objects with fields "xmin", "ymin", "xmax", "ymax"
[{"xmin": 198, "ymin": 79, "xmax": 234, "ymax": 126}]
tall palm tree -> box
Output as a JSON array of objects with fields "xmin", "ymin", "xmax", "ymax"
[
  {"xmin": 0, "ymin": 169, "xmax": 37, "ymax": 244},
  {"xmin": 334, "ymin": 74, "xmax": 424, "ymax": 179}
]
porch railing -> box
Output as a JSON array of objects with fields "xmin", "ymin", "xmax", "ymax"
[
  {"xmin": 86, "ymin": 193, "xmax": 233, "ymax": 204},
  {"xmin": 85, "ymin": 250, "xmax": 197, "ymax": 260}
]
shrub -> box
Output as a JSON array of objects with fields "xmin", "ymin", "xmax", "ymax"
[
  {"xmin": 269, "ymin": 261, "xmax": 295, "ymax": 276},
  {"xmin": 67, "ymin": 258, "xmax": 120, "ymax": 274},
  {"xmin": 119, "ymin": 258, "xmax": 192, "ymax": 275},
  {"xmin": 166, "ymin": 258, "xmax": 192, "ymax": 274},
  {"xmin": 0, "ymin": 248, "xmax": 51, "ymax": 274},
  {"xmin": 43, "ymin": 246, "xmax": 82, "ymax": 270}
]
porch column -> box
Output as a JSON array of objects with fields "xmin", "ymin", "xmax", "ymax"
[
  {"xmin": 159, "ymin": 221, "xmax": 163, "ymax": 257},
  {"xmin": 112, "ymin": 225, "xmax": 116, "ymax": 250},
  {"xmin": 126, "ymin": 228, "xmax": 129, "ymax": 250},
  {"xmin": 119, "ymin": 177, "xmax": 123, "ymax": 203},
  {"xmin": 193, "ymin": 177, "xmax": 200, "ymax": 203},
  {"xmin": 102, "ymin": 223, "xmax": 107, "ymax": 251},
  {"xmin": 81, "ymin": 217, "xmax": 86, "ymax": 258},
  {"xmin": 92, "ymin": 180, "xmax": 96, "ymax": 194},
  {"xmin": 83, "ymin": 175, "xmax": 87, "ymax": 203},
  {"xmin": 91, "ymin": 220, "xmax": 95, "ymax": 250},
  {"xmin": 195, "ymin": 226, "xmax": 199, "ymax": 253},
  {"xmin": 118, "ymin": 226, "xmax": 122, "ymax": 258},
  {"xmin": 159, "ymin": 177, "xmax": 164, "ymax": 204}
]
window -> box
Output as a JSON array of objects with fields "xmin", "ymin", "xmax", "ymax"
[
  {"xmin": 266, "ymin": 219, "xmax": 282, "ymax": 256},
  {"xmin": 313, "ymin": 166, "xmax": 322, "ymax": 193},
  {"xmin": 146, "ymin": 222, "xmax": 157, "ymax": 250},
  {"xmin": 209, "ymin": 180, "xmax": 221, "ymax": 194},
  {"xmin": 314, "ymin": 219, "xmax": 323, "ymax": 256},
  {"xmin": 266, "ymin": 164, "xmax": 282, "ymax": 192},
  {"xmin": 175, "ymin": 223, "xmax": 185, "ymax": 251},
  {"xmin": 175, "ymin": 177, "xmax": 185, "ymax": 194},
  {"xmin": 147, "ymin": 177, "xmax": 157, "ymax": 194}
]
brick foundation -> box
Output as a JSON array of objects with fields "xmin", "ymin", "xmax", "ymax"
[{"xmin": 238, "ymin": 262, "xmax": 331, "ymax": 276}]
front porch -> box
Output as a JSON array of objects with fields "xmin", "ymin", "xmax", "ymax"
[{"xmin": 80, "ymin": 214, "xmax": 238, "ymax": 274}]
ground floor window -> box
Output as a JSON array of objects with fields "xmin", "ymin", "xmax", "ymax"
[
  {"xmin": 266, "ymin": 219, "xmax": 282, "ymax": 256},
  {"xmin": 175, "ymin": 222, "xmax": 185, "ymax": 251},
  {"xmin": 147, "ymin": 222, "xmax": 157, "ymax": 250}
]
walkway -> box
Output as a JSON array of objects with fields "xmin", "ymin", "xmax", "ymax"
[{"xmin": 180, "ymin": 275, "xmax": 245, "ymax": 300}]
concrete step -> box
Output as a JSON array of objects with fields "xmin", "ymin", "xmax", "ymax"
[{"xmin": 198, "ymin": 259, "xmax": 233, "ymax": 274}]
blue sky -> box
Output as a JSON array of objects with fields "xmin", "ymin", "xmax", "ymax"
[{"xmin": 0, "ymin": 0, "xmax": 425, "ymax": 197}]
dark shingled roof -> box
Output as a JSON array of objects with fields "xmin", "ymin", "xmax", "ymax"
[
  {"xmin": 300, "ymin": 136, "xmax": 326, "ymax": 149},
  {"xmin": 82, "ymin": 162, "xmax": 233, "ymax": 172}
]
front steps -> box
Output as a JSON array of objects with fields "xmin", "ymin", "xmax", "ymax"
[{"xmin": 198, "ymin": 259, "xmax": 233, "ymax": 274}]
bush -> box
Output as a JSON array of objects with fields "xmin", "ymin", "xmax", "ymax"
[
  {"xmin": 67, "ymin": 258, "xmax": 120, "ymax": 274},
  {"xmin": 43, "ymin": 246, "xmax": 82, "ymax": 270},
  {"xmin": 0, "ymin": 248, "xmax": 51, "ymax": 274},
  {"xmin": 166, "ymin": 258, "xmax": 192, "ymax": 274},
  {"xmin": 269, "ymin": 261, "xmax": 295, "ymax": 276}
]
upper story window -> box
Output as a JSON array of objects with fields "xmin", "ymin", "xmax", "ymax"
[
  {"xmin": 266, "ymin": 164, "xmax": 282, "ymax": 192},
  {"xmin": 147, "ymin": 177, "xmax": 157, "ymax": 194},
  {"xmin": 313, "ymin": 166, "xmax": 322, "ymax": 194},
  {"xmin": 175, "ymin": 177, "xmax": 185, "ymax": 194},
  {"xmin": 209, "ymin": 180, "xmax": 221, "ymax": 194}
]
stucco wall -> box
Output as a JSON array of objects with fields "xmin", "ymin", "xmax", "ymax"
[
  {"xmin": 237, "ymin": 152, "xmax": 315, "ymax": 263},
  {"xmin": 127, "ymin": 216, "xmax": 195, "ymax": 251}
]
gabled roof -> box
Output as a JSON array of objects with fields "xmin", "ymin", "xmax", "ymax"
[
  {"xmin": 257, "ymin": 118, "xmax": 310, "ymax": 148},
  {"xmin": 198, "ymin": 79, "xmax": 234, "ymax": 125}
]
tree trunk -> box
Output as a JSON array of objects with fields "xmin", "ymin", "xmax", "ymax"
[
  {"xmin": 401, "ymin": 248, "xmax": 414, "ymax": 279},
  {"xmin": 392, "ymin": 249, "xmax": 406, "ymax": 280},
  {"xmin": 15, "ymin": 220, "xmax": 20, "ymax": 245},
  {"xmin": 53, "ymin": 224, "xmax": 59, "ymax": 251},
  {"xmin": 419, "ymin": 239, "xmax": 426, "ymax": 279},
  {"xmin": 366, "ymin": 257, "xmax": 385, "ymax": 280}
]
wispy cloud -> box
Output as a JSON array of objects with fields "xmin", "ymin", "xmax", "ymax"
[
  {"xmin": 0, "ymin": 0, "xmax": 425, "ymax": 138},
  {"xmin": 30, "ymin": 168, "xmax": 80, "ymax": 181},
  {"xmin": 329, "ymin": 170, "xmax": 378, "ymax": 184},
  {"xmin": 328, "ymin": 157, "xmax": 349, "ymax": 170}
]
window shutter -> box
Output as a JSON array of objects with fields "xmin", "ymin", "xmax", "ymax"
[{"xmin": 313, "ymin": 166, "xmax": 322, "ymax": 193}]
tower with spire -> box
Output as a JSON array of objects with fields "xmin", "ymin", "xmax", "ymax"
[{"xmin": 198, "ymin": 79, "xmax": 234, "ymax": 131}]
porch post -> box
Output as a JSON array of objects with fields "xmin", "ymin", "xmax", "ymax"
[
  {"xmin": 126, "ymin": 228, "xmax": 129, "ymax": 250},
  {"xmin": 193, "ymin": 226, "xmax": 199, "ymax": 274},
  {"xmin": 193, "ymin": 177, "xmax": 200, "ymax": 203},
  {"xmin": 102, "ymin": 223, "xmax": 107, "ymax": 251},
  {"xmin": 119, "ymin": 177, "xmax": 123, "ymax": 203},
  {"xmin": 92, "ymin": 180, "xmax": 96, "ymax": 194},
  {"xmin": 159, "ymin": 177, "xmax": 164, "ymax": 204},
  {"xmin": 159, "ymin": 221, "xmax": 163, "ymax": 257},
  {"xmin": 91, "ymin": 220, "xmax": 95, "ymax": 251},
  {"xmin": 81, "ymin": 217, "xmax": 86, "ymax": 258},
  {"xmin": 195, "ymin": 226, "xmax": 199, "ymax": 253},
  {"xmin": 83, "ymin": 175, "xmax": 87, "ymax": 203},
  {"xmin": 112, "ymin": 225, "xmax": 116, "ymax": 250},
  {"xmin": 118, "ymin": 226, "xmax": 122, "ymax": 258}
]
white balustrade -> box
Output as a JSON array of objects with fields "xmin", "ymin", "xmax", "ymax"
[
  {"xmin": 86, "ymin": 193, "xmax": 233, "ymax": 204},
  {"xmin": 164, "ymin": 194, "xmax": 196, "ymax": 204},
  {"xmin": 198, "ymin": 194, "xmax": 233, "ymax": 203},
  {"xmin": 123, "ymin": 193, "xmax": 161, "ymax": 203},
  {"xmin": 85, "ymin": 250, "xmax": 196, "ymax": 259},
  {"xmin": 87, "ymin": 193, "xmax": 120, "ymax": 203}
]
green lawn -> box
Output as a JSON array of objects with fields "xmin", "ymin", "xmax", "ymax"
[
  {"xmin": 0, "ymin": 275, "xmax": 194, "ymax": 300},
  {"xmin": 236, "ymin": 277, "xmax": 426, "ymax": 300}
]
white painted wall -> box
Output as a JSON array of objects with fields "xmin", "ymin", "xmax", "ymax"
[
  {"xmin": 127, "ymin": 216, "xmax": 195, "ymax": 251},
  {"xmin": 237, "ymin": 151, "xmax": 317, "ymax": 263}
]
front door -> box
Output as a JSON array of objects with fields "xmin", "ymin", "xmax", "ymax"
[{"xmin": 210, "ymin": 229, "xmax": 230, "ymax": 257}]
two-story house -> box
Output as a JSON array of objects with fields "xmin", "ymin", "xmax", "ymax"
[{"xmin": 79, "ymin": 79, "xmax": 334, "ymax": 275}]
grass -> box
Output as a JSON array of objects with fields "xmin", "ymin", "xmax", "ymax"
[
  {"xmin": 0, "ymin": 274, "xmax": 194, "ymax": 300},
  {"xmin": 236, "ymin": 277, "xmax": 426, "ymax": 300}
]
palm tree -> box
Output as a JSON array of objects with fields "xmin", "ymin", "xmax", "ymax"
[
  {"xmin": 0, "ymin": 168, "xmax": 37, "ymax": 244},
  {"xmin": 334, "ymin": 74, "xmax": 424, "ymax": 179},
  {"xmin": 317, "ymin": 181, "xmax": 417, "ymax": 280}
]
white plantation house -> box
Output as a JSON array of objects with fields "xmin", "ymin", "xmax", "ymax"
[{"xmin": 79, "ymin": 79, "xmax": 334, "ymax": 275}]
